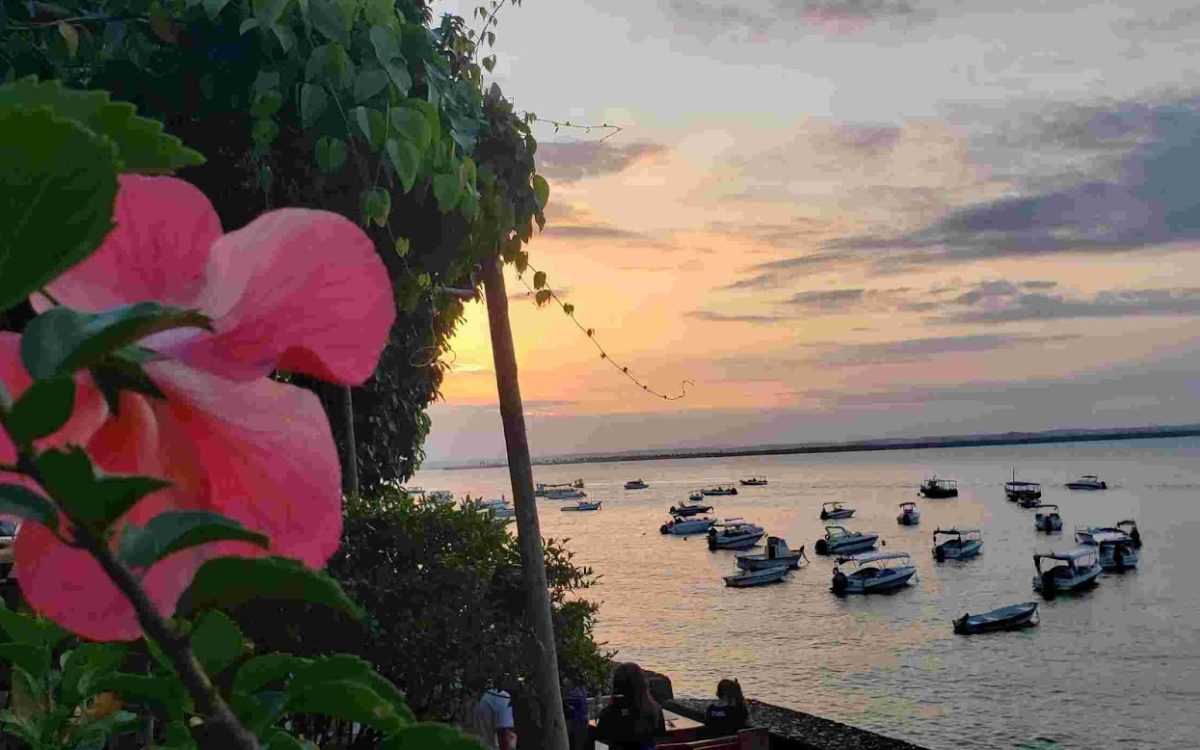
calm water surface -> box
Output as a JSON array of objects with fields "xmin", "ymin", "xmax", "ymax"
[{"xmin": 412, "ymin": 438, "xmax": 1200, "ymax": 750}]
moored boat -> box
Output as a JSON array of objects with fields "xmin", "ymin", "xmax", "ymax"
[
  {"xmin": 560, "ymin": 501, "xmax": 601, "ymax": 512},
  {"xmin": 919, "ymin": 477, "xmax": 959, "ymax": 498},
  {"xmin": 624, "ymin": 479, "xmax": 648, "ymax": 490},
  {"xmin": 535, "ymin": 482, "xmax": 579, "ymax": 497},
  {"xmin": 1034, "ymin": 504, "xmax": 1062, "ymax": 532},
  {"xmin": 723, "ymin": 565, "xmax": 789, "ymax": 588},
  {"xmin": 688, "ymin": 490, "xmax": 705, "ymax": 502},
  {"xmin": 1066, "ymin": 474, "xmax": 1107, "ymax": 490},
  {"xmin": 427, "ymin": 490, "xmax": 455, "ymax": 505},
  {"xmin": 736, "ymin": 537, "xmax": 807, "ymax": 571},
  {"xmin": 668, "ymin": 501, "xmax": 713, "ymax": 517},
  {"xmin": 932, "ymin": 528, "xmax": 983, "ymax": 561},
  {"xmin": 820, "ymin": 501, "xmax": 855, "ymax": 520},
  {"xmin": 707, "ymin": 519, "xmax": 766, "ymax": 551},
  {"xmin": 739, "ymin": 476, "xmax": 768, "ymax": 486},
  {"xmin": 1005, "ymin": 470, "xmax": 1042, "ymax": 503},
  {"xmin": 545, "ymin": 487, "xmax": 587, "ymax": 500},
  {"xmin": 660, "ymin": 516, "xmax": 716, "ymax": 535},
  {"xmin": 1117, "ymin": 519, "xmax": 1142, "ymax": 548},
  {"xmin": 953, "ymin": 602, "xmax": 1040, "ymax": 635},
  {"xmin": 815, "ymin": 525, "xmax": 879, "ymax": 556},
  {"xmin": 1086, "ymin": 530, "xmax": 1139, "ymax": 571},
  {"xmin": 896, "ymin": 501, "xmax": 920, "ymax": 526},
  {"xmin": 701, "ymin": 485, "xmax": 739, "ymax": 496},
  {"xmin": 831, "ymin": 551, "xmax": 917, "ymax": 594},
  {"xmin": 1033, "ymin": 547, "xmax": 1102, "ymax": 596}
]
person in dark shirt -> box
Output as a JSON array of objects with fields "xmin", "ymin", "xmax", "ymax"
[
  {"xmin": 703, "ymin": 679, "xmax": 749, "ymax": 739},
  {"xmin": 595, "ymin": 662, "xmax": 666, "ymax": 750}
]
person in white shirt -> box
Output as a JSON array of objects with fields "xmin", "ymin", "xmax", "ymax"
[{"xmin": 473, "ymin": 687, "xmax": 517, "ymax": 750}]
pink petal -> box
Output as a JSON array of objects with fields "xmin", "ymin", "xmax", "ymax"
[
  {"xmin": 38, "ymin": 176, "xmax": 222, "ymax": 313},
  {"xmin": 166, "ymin": 209, "xmax": 394, "ymax": 384}
]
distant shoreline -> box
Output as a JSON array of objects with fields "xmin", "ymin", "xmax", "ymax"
[{"xmin": 436, "ymin": 425, "xmax": 1200, "ymax": 471}]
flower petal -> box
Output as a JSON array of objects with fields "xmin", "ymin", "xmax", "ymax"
[
  {"xmin": 166, "ymin": 209, "xmax": 394, "ymax": 384},
  {"xmin": 39, "ymin": 175, "xmax": 222, "ymax": 312}
]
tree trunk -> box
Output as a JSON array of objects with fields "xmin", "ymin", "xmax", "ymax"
[
  {"xmin": 481, "ymin": 256, "xmax": 569, "ymax": 750},
  {"xmin": 343, "ymin": 386, "xmax": 360, "ymax": 496}
]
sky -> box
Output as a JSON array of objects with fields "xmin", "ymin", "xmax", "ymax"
[{"xmin": 423, "ymin": 0, "xmax": 1200, "ymax": 465}]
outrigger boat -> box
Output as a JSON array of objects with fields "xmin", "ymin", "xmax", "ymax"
[
  {"xmin": 1085, "ymin": 530, "xmax": 1139, "ymax": 571},
  {"xmin": 953, "ymin": 602, "xmax": 1040, "ymax": 635},
  {"xmin": 739, "ymin": 476, "xmax": 768, "ymax": 486},
  {"xmin": 932, "ymin": 528, "xmax": 983, "ymax": 561},
  {"xmin": 1066, "ymin": 474, "xmax": 1107, "ymax": 490},
  {"xmin": 736, "ymin": 537, "xmax": 807, "ymax": 571},
  {"xmin": 819, "ymin": 501, "xmax": 855, "ymax": 520},
  {"xmin": 659, "ymin": 516, "xmax": 715, "ymax": 536},
  {"xmin": 723, "ymin": 565, "xmax": 789, "ymax": 588},
  {"xmin": 1034, "ymin": 504, "xmax": 1062, "ymax": 532},
  {"xmin": 896, "ymin": 501, "xmax": 920, "ymax": 526},
  {"xmin": 707, "ymin": 519, "xmax": 766, "ymax": 551},
  {"xmin": 815, "ymin": 526, "xmax": 878, "ymax": 556},
  {"xmin": 624, "ymin": 479, "xmax": 648, "ymax": 490},
  {"xmin": 560, "ymin": 501, "xmax": 601, "ymax": 512},
  {"xmin": 919, "ymin": 477, "xmax": 959, "ymax": 498},
  {"xmin": 668, "ymin": 500, "xmax": 713, "ymax": 517},
  {"xmin": 1033, "ymin": 547, "xmax": 1102, "ymax": 596},
  {"xmin": 701, "ymin": 485, "xmax": 739, "ymax": 496},
  {"xmin": 1005, "ymin": 470, "xmax": 1042, "ymax": 503},
  {"xmin": 830, "ymin": 551, "xmax": 917, "ymax": 594}
]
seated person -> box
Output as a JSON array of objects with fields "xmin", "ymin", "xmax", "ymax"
[
  {"xmin": 702, "ymin": 679, "xmax": 749, "ymax": 739},
  {"xmin": 596, "ymin": 663, "xmax": 666, "ymax": 750}
]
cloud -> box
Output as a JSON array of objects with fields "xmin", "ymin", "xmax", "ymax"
[
  {"xmin": 539, "ymin": 224, "xmax": 650, "ymax": 241},
  {"xmin": 686, "ymin": 310, "xmax": 795, "ymax": 324},
  {"xmin": 659, "ymin": 0, "xmax": 923, "ymax": 38},
  {"xmin": 535, "ymin": 141, "xmax": 668, "ymax": 183},
  {"xmin": 720, "ymin": 253, "xmax": 851, "ymax": 290},
  {"xmin": 785, "ymin": 288, "xmax": 865, "ymax": 310},
  {"xmin": 812, "ymin": 332, "xmax": 1080, "ymax": 366},
  {"xmin": 942, "ymin": 287, "xmax": 1200, "ymax": 323}
]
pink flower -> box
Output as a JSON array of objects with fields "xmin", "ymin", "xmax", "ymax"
[{"xmin": 0, "ymin": 175, "xmax": 394, "ymax": 640}]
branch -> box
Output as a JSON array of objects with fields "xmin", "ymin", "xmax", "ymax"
[{"xmin": 530, "ymin": 117, "xmax": 623, "ymax": 143}]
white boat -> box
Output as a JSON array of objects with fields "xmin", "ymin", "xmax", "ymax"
[
  {"xmin": 560, "ymin": 501, "xmax": 602, "ymax": 512},
  {"xmin": 659, "ymin": 517, "xmax": 715, "ymax": 536},
  {"xmin": 1034, "ymin": 504, "xmax": 1062, "ymax": 532},
  {"xmin": 739, "ymin": 476, "xmax": 768, "ymax": 486},
  {"xmin": 688, "ymin": 490, "xmax": 705, "ymax": 502},
  {"xmin": 668, "ymin": 500, "xmax": 713, "ymax": 517},
  {"xmin": 545, "ymin": 488, "xmax": 586, "ymax": 500},
  {"xmin": 535, "ymin": 481, "xmax": 585, "ymax": 498},
  {"xmin": 707, "ymin": 519, "xmax": 766, "ymax": 551},
  {"xmin": 475, "ymin": 497, "xmax": 509, "ymax": 510},
  {"xmin": 831, "ymin": 551, "xmax": 917, "ymax": 594},
  {"xmin": 701, "ymin": 485, "xmax": 738, "ymax": 496},
  {"xmin": 736, "ymin": 537, "xmax": 807, "ymax": 571},
  {"xmin": 624, "ymin": 479, "xmax": 648, "ymax": 490},
  {"xmin": 819, "ymin": 501, "xmax": 855, "ymax": 520},
  {"xmin": 1033, "ymin": 547, "xmax": 1102, "ymax": 595},
  {"xmin": 896, "ymin": 501, "xmax": 920, "ymax": 526},
  {"xmin": 1085, "ymin": 530, "xmax": 1139, "ymax": 571},
  {"xmin": 1066, "ymin": 475, "xmax": 1107, "ymax": 490},
  {"xmin": 1077, "ymin": 520, "xmax": 1142, "ymax": 548},
  {"xmin": 475, "ymin": 499, "xmax": 515, "ymax": 521},
  {"xmin": 724, "ymin": 565, "xmax": 789, "ymax": 588},
  {"xmin": 814, "ymin": 525, "xmax": 879, "ymax": 556},
  {"xmin": 932, "ymin": 528, "xmax": 983, "ymax": 561}
]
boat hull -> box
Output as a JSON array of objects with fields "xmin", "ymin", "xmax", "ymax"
[
  {"xmin": 953, "ymin": 602, "xmax": 1040, "ymax": 635},
  {"xmin": 702, "ymin": 488, "xmax": 738, "ymax": 496},
  {"xmin": 820, "ymin": 509, "xmax": 855, "ymax": 520},
  {"xmin": 816, "ymin": 535, "xmax": 879, "ymax": 556},
  {"xmin": 669, "ymin": 505, "xmax": 713, "ymax": 517},
  {"xmin": 709, "ymin": 532, "xmax": 765, "ymax": 551},
  {"xmin": 724, "ymin": 566, "xmax": 789, "ymax": 588},
  {"xmin": 660, "ymin": 519, "xmax": 715, "ymax": 535},
  {"xmin": 737, "ymin": 551, "xmax": 805, "ymax": 571},
  {"xmin": 934, "ymin": 540, "xmax": 983, "ymax": 560},
  {"xmin": 739, "ymin": 479, "xmax": 768, "ymax": 486},
  {"xmin": 561, "ymin": 502, "xmax": 601, "ymax": 512},
  {"xmin": 897, "ymin": 512, "xmax": 921, "ymax": 526},
  {"xmin": 1035, "ymin": 515, "xmax": 1062, "ymax": 532},
  {"xmin": 834, "ymin": 566, "xmax": 916, "ymax": 594},
  {"xmin": 1032, "ymin": 565, "xmax": 1102, "ymax": 594}
]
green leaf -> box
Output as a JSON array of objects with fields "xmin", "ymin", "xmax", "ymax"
[
  {"xmin": 272, "ymin": 22, "xmax": 296, "ymax": 53},
  {"xmin": 0, "ymin": 600, "xmax": 67, "ymax": 649},
  {"xmin": 0, "ymin": 107, "xmax": 117, "ymax": 314},
  {"xmin": 535, "ymin": 289, "xmax": 552, "ymax": 306},
  {"xmin": 190, "ymin": 610, "xmax": 244, "ymax": 676},
  {"xmin": 252, "ymin": 0, "xmax": 290, "ymax": 28},
  {"xmin": 482, "ymin": 55, "xmax": 495, "ymax": 73},
  {"xmin": 61, "ymin": 642, "xmax": 129, "ymax": 705},
  {"xmin": 263, "ymin": 730, "xmax": 311, "ymax": 750},
  {"xmin": 350, "ymin": 106, "xmax": 386, "ymax": 149},
  {"xmin": 531, "ymin": 174, "xmax": 549, "ymax": 210},
  {"xmin": 286, "ymin": 655, "xmax": 414, "ymax": 733},
  {"xmin": 308, "ymin": 0, "xmax": 351, "ymax": 43},
  {"xmin": 368, "ymin": 26, "xmax": 402, "ymax": 66},
  {"xmin": 383, "ymin": 723, "xmax": 482, "ymax": 750},
  {"xmin": 401, "ymin": 98, "xmax": 440, "ymax": 145},
  {"xmin": 393, "ymin": 237, "xmax": 410, "ymax": 258},
  {"xmin": 89, "ymin": 348, "xmax": 167, "ymax": 414},
  {"xmin": 385, "ymin": 137, "xmax": 419, "ymax": 193},
  {"xmin": 57, "ymin": 21, "xmax": 79, "ymax": 58},
  {"xmin": 118, "ymin": 511, "xmax": 269, "ymax": 570},
  {"xmin": 0, "ymin": 78, "xmax": 204, "ymax": 174},
  {"xmin": 432, "ymin": 173, "xmax": 462, "ymax": 213},
  {"xmin": 389, "ymin": 108, "xmax": 430, "ymax": 154},
  {"xmin": 234, "ymin": 653, "xmax": 307, "ymax": 696},
  {"xmin": 239, "ymin": 18, "xmax": 259, "ymax": 33},
  {"xmin": 178, "ymin": 556, "xmax": 364, "ymax": 620},
  {"xmin": 563, "ymin": 303, "xmax": 575, "ymax": 315},
  {"xmin": 0, "ymin": 485, "xmax": 58, "ymax": 529},
  {"xmin": 35, "ymin": 448, "xmax": 169, "ymax": 531},
  {"xmin": 158, "ymin": 721, "xmax": 198, "ymax": 750},
  {"xmin": 363, "ymin": 187, "xmax": 391, "ymax": 227},
  {"xmin": 314, "ymin": 136, "xmax": 347, "ymax": 173},
  {"xmin": 299, "ymin": 83, "xmax": 327, "ymax": 128},
  {"xmin": 204, "ymin": 0, "xmax": 233, "ymax": 19},
  {"xmin": 0, "ymin": 643, "xmax": 50, "ymax": 680},
  {"xmin": 6, "ymin": 376, "xmax": 74, "ymax": 444},
  {"xmin": 533, "ymin": 271, "xmax": 546, "ymax": 290},
  {"xmin": 458, "ymin": 187, "xmax": 479, "ymax": 221},
  {"xmin": 354, "ymin": 69, "xmax": 390, "ymax": 103},
  {"xmin": 20, "ymin": 303, "xmax": 210, "ymax": 380},
  {"xmin": 92, "ymin": 674, "xmax": 191, "ymax": 720},
  {"xmin": 251, "ymin": 89, "xmax": 283, "ymax": 119}
]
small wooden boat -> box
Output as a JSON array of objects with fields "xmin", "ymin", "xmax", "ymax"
[
  {"xmin": 659, "ymin": 517, "xmax": 715, "ymax": 535},
  {"xmin": 1034, "ymin": 504, "xmax": 1062, "ymax": 532},
  {"xmin": 932, "ymin": 528, "xmax": 983, "ymax": 561},
  {"xmin": 815, "ymin": 526, "xmax": 878, "ymax": 556},
  {"xmin": 739, "ymin": 476, "xmax": 768, "ymax": 486},
  {"xmin": 896, "ymin": 501, "xmax": 920, "ymax": 526},
  {"xmin": 953, "ymin": 602, "xmax": 1040, "ymax": 635},
  {"xmin": 831, "ymin": 552, "xmax": 916, "ymax": 594},
  {"xmin": 919, "ymin": 477, "xmax": 958, "ymax": 498},
  {"xmin": 736, "ymin": 537, "xmax": 807, "ymax": 571},
  {"xmin": 624, "ymin": 479, "xmax": 648, "ymax": 490},
  {"xmin": 819, "ymin": 501, "xmax": 855, "ymax": 520},
  {"xmin": 1085, "ymin": 530, "xmax": 1139, "ymax": 571},
  {"xmin": 688, "ymin": 490, "xmax": 705, "ymax": 502},
  {"xmin": 1066, "ymin": 475, "xmax": 1107, "ymax": 490},
  {"xmin": 1005, "ymin": 470, "xmax": 1042, "ymax": 503},
  {"xmin": 535, "ymin": 482, "xmax": 580, "ymax": 497},
  {"xmin": 545, "ymin": 487, "xmax": 587, "ymax": 500},
  {"xmin": 560, "ymin": 501, "xmax": 601, "ymax": 512},
  {"xmin": 1033, "ymin": 547, "xmax": 1102, "ymax": 597},
  {"xmin": 668, "ymin": 501, "xmax": 713, "ymax": 517},
  {"xmin": 701, "ymin": 485, "xmax": 738, "ymax": 496},
  {"xmin": 724, "ymin": 565, "xmax": 789, "ymax": 588},
  {"xmin": 707, "ymin": 519, "xmax": 766, "ymax": 551}
]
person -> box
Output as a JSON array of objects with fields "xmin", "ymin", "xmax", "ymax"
[
  {"xmin": 562, "ymin": 677, "xmax": 590, "ymax": 750},
  {"xmin": 472, "ymin": 686, "xmax": 517, "ymax": 750},
  {"xmin": 595, "ymin": 662, "xmax": 666, "ymax": 749},
  {"xmin": 702, "ymin": 679, "xmax": 749, "ymax": 739}
]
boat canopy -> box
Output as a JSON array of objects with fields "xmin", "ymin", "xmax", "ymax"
[
  {"xmin": 934, "ymin": 527, "xmax": 980, "ymax": 537},
  {"xmin": 843, "ymin": 551, "xmax": 912, "ymax": 565},
  {"xmin": 1005, "ymin": 481, "xmax": 1041, "ymax": 489},
  {"xmin": 1090, "ymin": 531, "xmax": 1133, "ymax": 544},
  {"xmin": 1034, "ymin": 504, "xmax": 1059, "ymax": 512},
  {"xmin": 822, "ymin": 501, "xmax": 846, "ymax": 509},
  {"xmin": 898, "ymin": 501, "xmax": 917, "ymax": 509},
  {"xmin": 825, "ymin": 525, "xmax": 850, "ymax": 535},
  {"xmin": 1036, "ymin": 546, "xmax": 1099, "ymax": 563}
]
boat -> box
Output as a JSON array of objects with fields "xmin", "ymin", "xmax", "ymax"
[
  {"xmin": 475, "ymin": 497, "xmax": 509, "ymax": 510},
  {"xmin": 545, "ymin": 487, "xmax": 586, "ymax": 500},
  {"xmin": 560, "ymin": 501, "xmax": 602, "ymax": 512},
  {"xmin": 723, "ymin": 565, "xmax": 789, "ymax": 588},
  {"xmin": 739, "ymin": 476, "xmax": 768, "ymax": 486},
  {"xmin": 701, "ymin": 485, "xmax": 738, "ymax": 496},
  {"xmin": 814, "ymin": 526, "xmax": 879, "ymax": 556},
  {"xmin": 475, "ymin": 499, "xmax": 516, "ymax": 521},
  {"xmin": 707, "ymin": 519, "xmax": 766, "ymax": 551},
  {"xmin": 1033, "ymin": 547, "xmax": 1102, "ymax": 596},
  {"xmin": 1117, "ymin": 519, "xmax": 1142, "ymax": 548},
  {"xmin": 668, "ymin": 501, "xmax": 713, "ymax": 517},
  {"xmin": 1005, "ymin": 470, "xmax": 1042, "ymax": 503},
  {"xmin": 659, "ymin": 517, "xmax": 716, "ymax": 535},
  {"xmin": 953, "ymin": 602, "xmax": 1040, "ymax": 635},
  {"xmin": 624, "ymin": 479, "xmax": 648, "ymax": 490},
  {"xmin": 1074, "ymin": 525, "xmax": 1121, "ymax": 544},
  {"xmin": 896, "ymin": 501, "xmax": 920, "ymax": 526},
  {"xmin": 1018, "ymin": 492, "xmax": 1042, "ymax": 509},
  {"xmin": 819, "ymin": 501, "xmax": 855, "ymax": 520},
  {"xmin": 830, "ymin": 551, "xmax": 917, "ymax": 594},
  {"xmin": 1066, "ymin": 475, "xmax": 1107, "ymax": 490},
  {"xmin": 1085, "ymin": 530, "xmax": 1140, "ymax": 571},
  {"xmin": 535, "ymin": 482, "xmax": 586, "ymax": 498},
  {"xmin": 919, "ymin": 477, "xmax": 959, "ymax": 498},
  {"xmin": 1034, "ymin": 504, "xmax": 1062, "ymax": 532},
  {"xmin": 932, "ymin": 528, "xmax": 983, "ymax": 561},
  {"xmin": 736, "ymin": 537, "xmax": 807, "ymax": 571},
  {"xmin": 427, "ymin": 490, "xmax": 455, "ymax": 505},
  {"xmin": 688, "ymin": 490, "xmax": 705, "ymax": 502}
]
